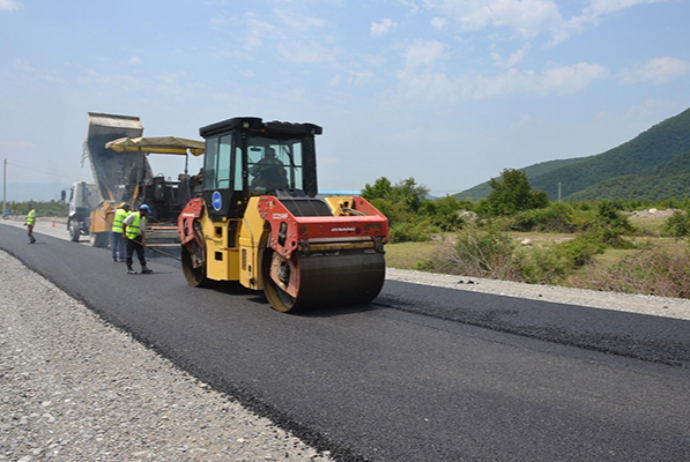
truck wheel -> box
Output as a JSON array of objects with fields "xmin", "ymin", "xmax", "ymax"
[
  {"xmin": 89, "ymin": 232, "xmax": 108, "ymax": 248},
  {"xmin": 69, "ymin": 221, "xmax": 81, "ymax": 242}
]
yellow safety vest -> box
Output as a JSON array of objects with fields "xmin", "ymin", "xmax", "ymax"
[
  {"xmin": 112, "ymin": 208, "xmax": 129, "ymax": 233},
  {"xmin": 125, "ymin": 213, "xmax": 146, "ymax": 240},
  {"xmin": 26, "ymin": 209, "xmax": 36, "ymax": 226}
]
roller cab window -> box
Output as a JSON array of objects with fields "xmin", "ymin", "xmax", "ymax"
[
  {"xmin": 202, "ymin": 134, "xmax": 244, "ymax": 218},
  {"xmin": 247, "ymin": 136, "xmax": 304, "ymax": 195}
]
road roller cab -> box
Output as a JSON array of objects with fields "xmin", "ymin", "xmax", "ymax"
[{"xmin": 178, "ymin": 117, "xmax": 388, "ymax": 312}]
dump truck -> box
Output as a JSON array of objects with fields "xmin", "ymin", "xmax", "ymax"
[
  {"xmin": 83, "ymin": 113, "xmax": 204, "ymax": 250},
  {"xmin": 60, "ymin": 181, "xmax": 100, "ymax": 241},
  {"xmin": 178, "ymin": 117, "xmax": 388, "ymax": 312},
  {"xmin": 83, "ymin": 112, "xmax": 144, "ymax": 247}
]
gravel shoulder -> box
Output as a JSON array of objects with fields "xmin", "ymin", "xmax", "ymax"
[{"xmin": 385, "ymin": 268, "xmax": 690, "ymax": 321}]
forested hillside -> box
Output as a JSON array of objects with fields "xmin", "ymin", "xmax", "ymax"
[
  {"xmin": 568, "ymin": 151, "xmax": 690, "ymax": 201},
  {"xmin": 455, "ymin": 107, "xmax": 690, "ymax": 201},
  {"xmin": 455, "ymin": 157, "xmax": 586, "ymax": 200}
]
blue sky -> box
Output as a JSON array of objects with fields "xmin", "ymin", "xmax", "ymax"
[{"xmin": 1, "ymin": 0, "xmax": 689, "ymax": 198}]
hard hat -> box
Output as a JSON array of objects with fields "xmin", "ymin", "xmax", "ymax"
[
  {"xmin": 122, "ymin": 204, "xmax": 131, "ymax": 211},
  {"xmin": 139, "ymin": 204, "xmax": 151, "ymax": 213}
]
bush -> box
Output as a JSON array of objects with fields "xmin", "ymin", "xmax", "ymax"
[
  {"xmin": 663, "ymin": 210, "xmax": 690, "ymax": 238},
  {"xmin": 555, "ymin": 234, "xmax": 606, "ymax": 268},
  {"xmin": 418, "ymin": 227, "xmax": 523, "ymax": 280},
  {"xmin": 518, "ymin": 246, "xmax": 569, "ymax": 284},
  {"xmin": 584, "ymin": 245, "xmax": 690, "ymax": 298},
  {"xmin": 512, "ymin": 202, "xmax": 577, "ymax": 233},
  {"xmin": 419, "ymin": 196, "xmax": 467, "ymax": 231},
  {"xmin": 389, "ymin": 220, "xmax": 438, "ymax": 243},
  {"xmin": 586, "ymin": 200, "xmax": 636, "ymax": 248}
]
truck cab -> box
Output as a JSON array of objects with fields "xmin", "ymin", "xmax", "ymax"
[{"xmin": 61, "ymin": 181, "xmax": 100, "ymax": 241}]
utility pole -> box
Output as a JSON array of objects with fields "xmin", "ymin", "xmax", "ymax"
[{"xmin": 2, "ymin": 159, "xmax": 6, "ymax": 217}]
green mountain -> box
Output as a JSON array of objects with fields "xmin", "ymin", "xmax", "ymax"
[
  {"xmin": 568, "ymin": 151, "xmax": 690, "ymax": 202},
  {"xmin": 455, "ymin": 107, "xmax": 690, "ymax": 201},
  {"xmin": 455, "ymin": 157, "xmax": 586, "ymax": 200}
]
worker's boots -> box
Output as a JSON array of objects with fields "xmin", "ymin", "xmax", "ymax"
[
  {"xmin": 141, "ymin": 266, "xmax": 153, "ymax": 275},
  {"xmin": 127, "ymin": 267, "xmax": 137, "ymax": 275}
]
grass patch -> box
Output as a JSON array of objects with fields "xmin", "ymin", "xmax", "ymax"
[
  {"xmin": 385, "ymin": 240, "xmax": 441, "ymax": 269},
  {"xmin": 628, "ymin": 217, "xmax": 667, "ymax": 235}
]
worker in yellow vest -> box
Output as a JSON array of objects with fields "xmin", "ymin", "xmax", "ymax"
[
  {"xmin": 122, "ymin": 204, "xmax": 152, "ymax": 275},
  {"xmin": 25, "ymin": 203, "xmax": 36, "ymax": 244},
  {"xmin": 110, "ymin": 204, "xmax": 130, "ymax": 262}
]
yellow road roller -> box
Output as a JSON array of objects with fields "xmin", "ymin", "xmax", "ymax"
[{"xmin": 178, "ymin": 117, "xmax": 388, "ymax": 312}]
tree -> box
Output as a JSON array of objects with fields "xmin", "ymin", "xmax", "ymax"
[
  {"xmin": 362, "ymin": 177, "xmax": 393, "ymax": 201},
  {"xmin": 479, "ymin": 169, "xmax": 549, "ymax": 216}
]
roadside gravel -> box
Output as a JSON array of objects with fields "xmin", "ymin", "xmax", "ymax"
[
  {"xmin": 386, "ymin": 268, "xmax": 690, "ymax": 321},
  {"xmin": 0, "ymin": 250, "xmax": 333, "ymax": 462}
]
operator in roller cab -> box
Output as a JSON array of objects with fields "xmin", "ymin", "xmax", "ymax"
[
  {"xmin": 249, "ymin": 147, "xmax": 288, "ymax": 193},
  {"xmin": 178, "ymin": 117, "xmax": 389, "ymax": 313}
]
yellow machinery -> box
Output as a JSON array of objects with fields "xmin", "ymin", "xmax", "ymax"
[{"xmin": 178, "ymin": 117, "xmax": 389, "ymax": 312}]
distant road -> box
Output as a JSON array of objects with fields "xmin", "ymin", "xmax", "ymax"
[{"xmin": 1, "ymin": 222, "xmax": 690, "ymax": 462}]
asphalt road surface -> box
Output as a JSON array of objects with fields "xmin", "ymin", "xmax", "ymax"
[{"xmin": 2, "ymin": 222, "xmax": 690, "ymax": 462}]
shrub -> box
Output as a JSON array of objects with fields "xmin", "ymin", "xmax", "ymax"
[
  {"xmin": 663, "ymin": 210, "xmax": 690, "ymax": 238},
  {"xmin": 555, "ymin": 234, "xmax": 606, "ymax": 268},
  {"xmin": 586, "ymin": 200, "xmax": 636, "ymax": 248},
  {"xmin": 420, "ymin": 227, "xmax": 523, "ymax": 280},
  {"xmin": 389, "ymin": 220, "xmax": 437, "ymax": 243},
  {"xmin": 518, "ymin": 246, "xmax": 569, "ymax": 284},
  {"xmin": 584, "ymin": 245, "xmax": 690, "ymax": 298},
  {"xmin": 512, "ymin": 202, "xmax": 577, "ymax": 233}
]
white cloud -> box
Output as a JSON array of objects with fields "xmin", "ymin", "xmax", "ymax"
[
  {"xmin": 244, "ymin": 15, "xmax": 276, "ymax": 50},
  {"xmin": 210, "ymin": 13, "xmax": 235, "ymax": 26},
  {"xmin": 430, "ymin": 17, "xmax": 447, "ymax": 30},
  {"xmin": 274, "ymin": 8, "xmax": 328, "ymax": 33},
  {"xmin": 396, "ymin": 62, "xmax": 608, "ymax": 102},
  {"xmin": 424, "ymin": 0, "xmax": 669, "ymax": 45},
  {"xmin": 618, "ymin": 57, "xmax": 690, "ymax": 85},
  {"xmin": 582, "ymin": 0, "xmax": 666, "ymax": 18},
  {"xmin": 491, "ymin": 46, "xmax": 528, "ymax": 68},
  {"xmin": 277, "ymin": 41, "xmax": 338, "ymax": 63},
  {"xmin": 396, "ymin": 0, "xmax": 420, "ymax": 14},
  {"xmin": 328, "ymin": 75, "xmax": 341, "ymax": 87},
  {"xmin": 77, "ymin": 70, "xmax": 143, "ymax": 91},
  {"xmin": 371, "ymin": 18, "xmax": 397, "ymax": 37},
  {"xmin": 13, "ymin": 59, "xmax": 32, "ymax": 71},
  {"xmin": 395, "ymin": 70, "xmax": 456, "ymax": 103},
  {"xmin": 0, "ymin": 0, "xmax": 19, "ymax": 12},
  {"xmin": 349, "ymin": 71, "xmax": 373, "ymax": 86},
  {"xmin": 128, "ymin": 56, "xmax": 142, "ymax": 65},
  {"xmin": 400, "ymin": 39, "xmax": 448, "ymax": 67},
  {"xmin": 424, "ymin": 0, "xmax": 564, "ymax": 39}
]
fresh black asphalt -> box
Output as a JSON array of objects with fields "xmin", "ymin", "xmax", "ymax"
[{"xmin": 2, "ymin": 223, "xmax": 690, "ymax": 462}]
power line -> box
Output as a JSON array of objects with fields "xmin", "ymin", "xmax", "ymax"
[{"xmin": 9, "ymin": 160, "xmax": 81, "ymax": 180}]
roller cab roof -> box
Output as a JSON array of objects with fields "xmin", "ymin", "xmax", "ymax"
[{"xmin": 200, "ymin": 117, "xmax": 323, "ymax": 139}]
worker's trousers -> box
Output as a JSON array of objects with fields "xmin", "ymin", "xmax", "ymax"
[
  {"xmin": 126, "ymin": 238, "xmax": 147, "ymax": 270},
  {"xmin": 111, "ymin": 232, "xmax": 125, "ymax": 261}
]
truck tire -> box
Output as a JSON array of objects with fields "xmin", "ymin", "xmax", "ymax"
[
  {"xmin": 90, "ymin": 232, "xmax": 109, "ymax": 248},
  {"xmin": 69, "ymin": 221, "xmax": 81, "ymax": 242}
]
